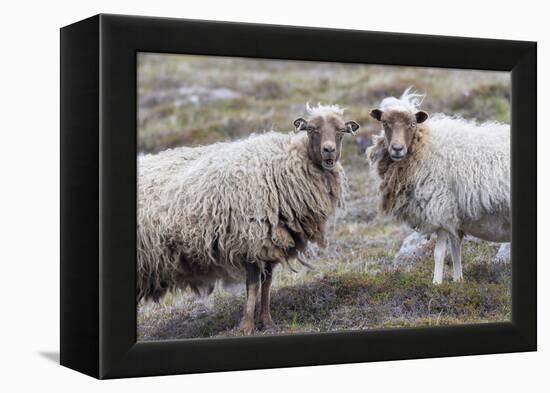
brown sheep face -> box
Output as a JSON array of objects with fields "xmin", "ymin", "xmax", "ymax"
[
  {"xmin": 294, "ymin": 114, "xmax": 359, "ymax": 171},
  {"xmin": 370, "ymin": 109, "xmax": 428, "ymax": 161}
]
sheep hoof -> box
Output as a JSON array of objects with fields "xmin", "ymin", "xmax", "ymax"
[
  {"xmin": 239, "ymin": 320, "xmax": 255, "ymax": 335},
  {"xmin": 453, "ymin": 276, "xmax": 464, "ymax": 283}
]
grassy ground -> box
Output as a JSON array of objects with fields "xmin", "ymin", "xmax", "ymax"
[{"xmin": 137, "ymin": 53, "xmax": 511, "ymax": 340}]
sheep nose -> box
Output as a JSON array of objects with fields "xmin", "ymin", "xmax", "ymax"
[
  {"xmin": 392, "ymin": 144, "xmax": 404, "ymax": 152},
  {"xmin": 323, "ymin": 145, "xmax": 336, "ymax": 154}
]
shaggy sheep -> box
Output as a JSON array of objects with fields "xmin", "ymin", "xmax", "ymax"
[
  {"xmin": 137, "ymin": 104, "xmax": 359, "ymax": 334},
  {"xmin": 367, "ymin": 88, "xmax": 510, "ymax": 284}
]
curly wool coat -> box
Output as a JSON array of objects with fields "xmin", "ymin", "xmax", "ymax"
[
  {"xmin": 137, "ymin": 131, "xmax": 345, "ymax": 301},
  {"xmin": 368, "ymin": 114, "xmax": 510, "ymax": 239}
]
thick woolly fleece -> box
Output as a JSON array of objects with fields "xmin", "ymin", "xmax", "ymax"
[
  {"xmin": 137, "ymin": 131, "xmax": 345, "ymax": 301},
  {"xmin": 367, "ymin": 114, "xmax": 510, "ymax": 237}
]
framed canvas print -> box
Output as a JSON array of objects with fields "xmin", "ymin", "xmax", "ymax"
[{"xmin": 60, "ymin": 14, "xmax": 536, "ymax": 379}]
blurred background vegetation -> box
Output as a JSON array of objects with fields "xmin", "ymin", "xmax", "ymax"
[
  {"xmin": 138, "ymin": 53, "xmax": 510, "ymax": 153},
  {"xmin": 137, "ymin": 53, "xmax": 511, "ymax": 340}
]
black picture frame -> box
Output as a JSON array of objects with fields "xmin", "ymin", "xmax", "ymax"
[{"xmin": 60, "ymin": 13, "xmax": 537, "ymax": 379}]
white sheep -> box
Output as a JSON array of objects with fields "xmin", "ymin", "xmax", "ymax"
[
  {"xmin": 367, "ymin": 88, "xmax": 510, "ymax": 283},
  {"xmin": 137, "ymin": 104, "xmax": 359, "ymax": 334}
]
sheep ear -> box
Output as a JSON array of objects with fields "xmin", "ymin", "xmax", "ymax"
[
  {"xmin": 370, "ymin": 109, "xmax": 383, "ymax": 121},
  {"xmin": 345, "ymin": 120, "xmax": 360, "ymax": 135},
  {"xmin": 415, "ymin": 111, "xmax": 428, "ymax": 123},
  {"xmin": 293, "ymin": 118, "xmax": 308, "ymax": 131}
]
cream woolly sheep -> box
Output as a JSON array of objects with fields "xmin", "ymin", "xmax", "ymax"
[
  {"xmin": 367, "ymin": 88, "xmax": 510, "ymax": 284},
  {"xmin": 137, "ymin": 104, "xmax": 359, "ymax": 334}
]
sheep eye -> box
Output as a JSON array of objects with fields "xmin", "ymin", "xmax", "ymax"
[{"xmin": 307, "ymin": 127, "xmax": 316, "ymax": 132}]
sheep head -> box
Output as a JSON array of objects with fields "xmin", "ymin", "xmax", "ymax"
[
  {"xmin": 370, "ymin": 88, "xmax": 428, "ymax": 161},
  {"xmin": 370, "ymin": 108, "xmax": 428, "ymax": 161},
  {"xmin": 294, "ymin": 104, "xmax": 359, "ymax": 171}
]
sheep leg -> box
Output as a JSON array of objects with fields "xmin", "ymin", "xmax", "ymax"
[
  {"xmin": 448, "ymin": 232, "xmax": 464, "ymax": 282},
  {"xmin": 260, "ymin": 263, "xmax": 275, "ymax": 328},
  {"xmin": 433, "ymin": 229, "xmax": 448, "ymax": 284},
  {"xmin": 239, "ymin": 263, "xmax": 260, "ymax": 335}
]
